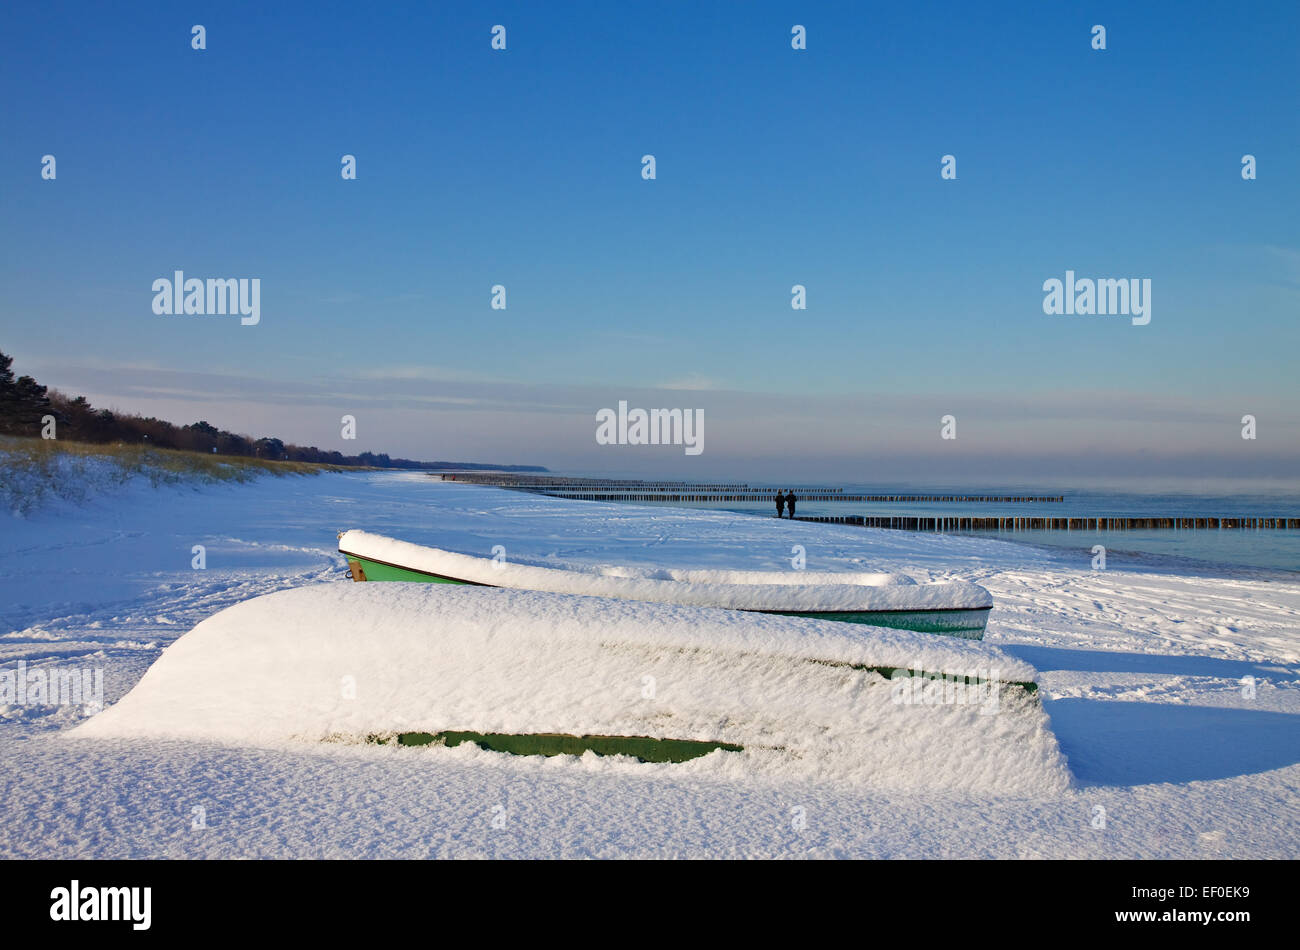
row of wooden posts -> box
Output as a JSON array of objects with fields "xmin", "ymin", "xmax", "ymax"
[
  {"xmin": 445, "ymin": 473, "xmax": 1066, "ymax": 503},
  {"xmin": 515, "ymin": 492, "xmax": 853, "ymax": 502},
  {"xmin": 438, "ymin": 474, "xmax": 1294, "ymax": 529},
  {"xmin": 796, "ymin": 515, "xmax": 1300, "ymax": 531},
  {"xmin": 456, "ymin": 480, "xmax": 1066, "ymax": 505},
  {"xmin": 517, "ymin": 491, "xmax": 1067, "ymax": 503}
]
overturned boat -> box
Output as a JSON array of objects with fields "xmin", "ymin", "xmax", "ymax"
[
  {"xmin": 74, "ymin": 584, "xmax": 1068, "ymax": 794},
  {"xmin": 337, "ymin": 529, "xmax": 993, "ymax": 638}
]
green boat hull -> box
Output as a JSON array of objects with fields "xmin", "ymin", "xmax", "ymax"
[
  {"xmin": 770, "ymin": 608, "xmax": 989, "ymax": 636},
  {"xmin": 343, "ymin": 552, "xmax": 989, "ymax": 637},
  {"xmin": 348, "ymin": 557, "xmax": 468, "ymax": 584},
  {"xmin": 372, "ymin": 730, "xmax": 743, "ymax": 763}
]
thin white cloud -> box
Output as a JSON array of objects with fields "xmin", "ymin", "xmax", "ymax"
[
  {"xmin": 351, "ymin": 365, "xmax": 508, "ymax": 384},
  {"xmin": 657, "ymin": 374, "xmax": 723, "ymax": 391}
]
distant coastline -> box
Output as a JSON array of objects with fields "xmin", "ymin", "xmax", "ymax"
[{"xmin": 0, "ymin": 350, "xmax": 546, "ymax": 474}]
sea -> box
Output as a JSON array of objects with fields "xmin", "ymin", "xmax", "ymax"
[{"xmin": 548, "ymin": 479, "xmax": 1300, "ymax": 573}]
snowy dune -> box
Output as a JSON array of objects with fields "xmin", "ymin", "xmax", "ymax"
[{"xmin": 2, "ymin": 470, "xmax": 1298, "ymax": 857}]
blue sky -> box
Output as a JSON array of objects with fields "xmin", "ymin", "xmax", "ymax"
[{"xmin": 2, "ymin": 1, "xmax": 1297, "ymax": 480}]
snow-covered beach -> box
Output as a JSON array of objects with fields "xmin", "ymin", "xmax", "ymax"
[{"xmin": 2, "ymin": 468, "xmax": 1298, "ymax": 858}]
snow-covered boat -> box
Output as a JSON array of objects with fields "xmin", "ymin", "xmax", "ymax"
[
  {"xmin": 337, "ymin": 529, "xmax": 993, "ymax": 637},
  {"xmin": 76, "ymin": 584, "xmax": 1067, "ymax": 794}
]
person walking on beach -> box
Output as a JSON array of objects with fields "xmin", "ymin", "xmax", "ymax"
[
  {"xmin": 775, "ymin": 490, "xmax": 786, "ymax": 518},
  {"xmin": 786, "ymin": 490, "xmax": 797, "ymax": 519}
]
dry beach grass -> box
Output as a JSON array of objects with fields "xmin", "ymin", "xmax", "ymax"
[{"xmin": 0, "ymin": 435, "xmax": 348, "ymax": 515}]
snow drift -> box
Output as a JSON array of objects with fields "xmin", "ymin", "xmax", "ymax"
[{"xmin": 73, "ymin": 584, "xmax": 1070, "ymax": 794}]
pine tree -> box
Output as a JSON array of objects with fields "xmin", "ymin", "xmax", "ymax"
[{"xmin": 0, "ymin": 350, "xmax": 57, "ymax": 435}]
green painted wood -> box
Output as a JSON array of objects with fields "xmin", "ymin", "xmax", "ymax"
[
  {"xmin": 350, "ymin": 557, "xmax": 467, "ymax": 583},
  {"xmin": 771, "ymin": 608, "xmax": 989, "ymax": 636},
  {"xmin": 373, "ymin": 730, "xmax": 743, "ymax": 763},
  {"xmin": 342, "ymin": 553, "xmax": 988, "ymax": 637}
]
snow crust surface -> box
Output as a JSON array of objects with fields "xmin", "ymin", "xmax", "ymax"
[{"xmin": 3, "ymin": 470, "xmax": 1297, "ymax": 857}]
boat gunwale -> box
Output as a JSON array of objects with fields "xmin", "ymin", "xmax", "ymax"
[{"xmin": 338, "ymin": 546, "xmax": 992, "ymax": 617}]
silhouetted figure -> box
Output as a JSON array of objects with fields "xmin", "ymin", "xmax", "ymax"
[
  {"xmin": 775, "ymin": 491, "xmax": 785, "ymax": 518},
  {"xmin": 786, "ymin": 491, "xmax": 797, "ymax": 519}
]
